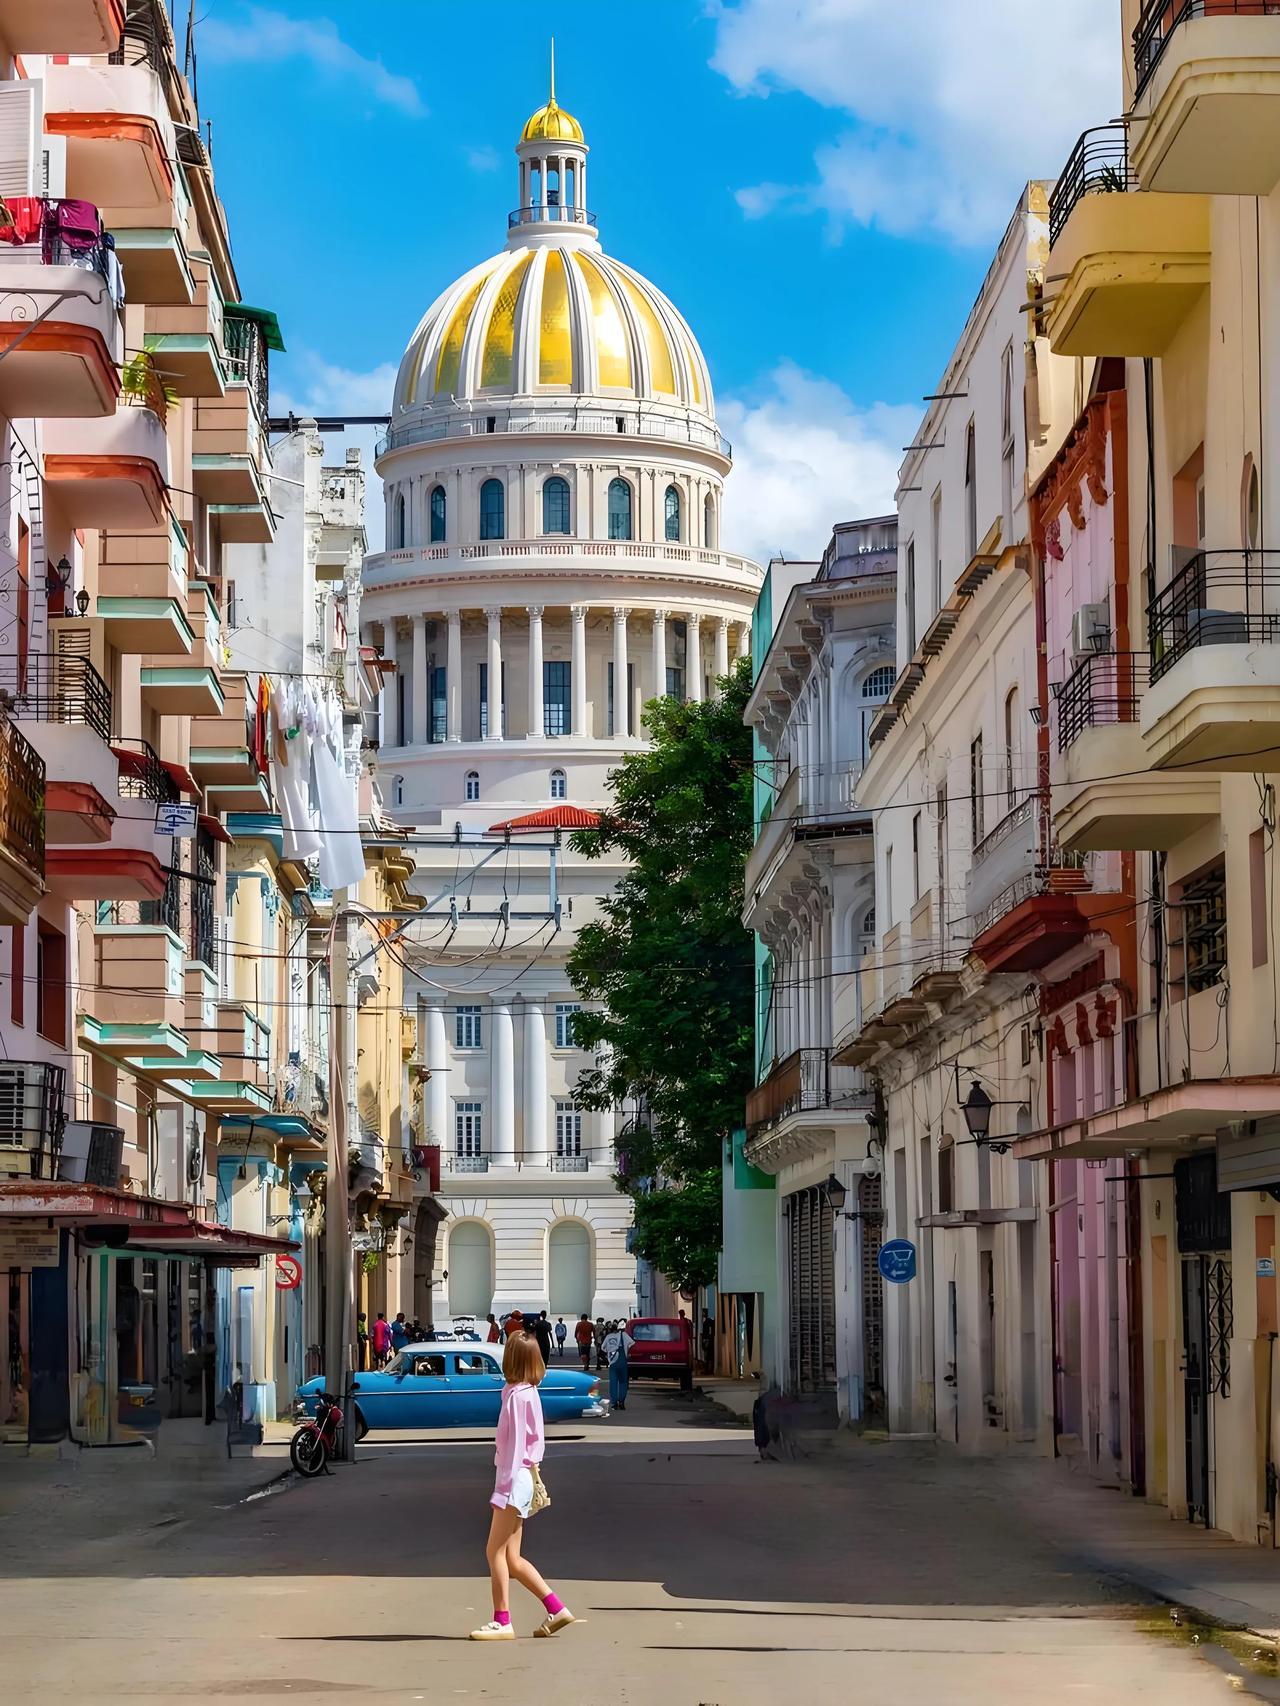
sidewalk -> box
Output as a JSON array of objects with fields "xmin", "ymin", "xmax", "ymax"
[{"xmin": 695, "ymin": 1373, "xmax": 759, "ymax": 1423}]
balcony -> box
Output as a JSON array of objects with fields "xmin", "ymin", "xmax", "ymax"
[
  {"xmin": 1053, "ymin": 650, "xmax": 1220, "ymax": 848},
  {"xmin": 3, "ymin": 0, "xmax": 121, "ymax": 54},
  {"xmin": 80, "ymin": 901, "xmax": 188, "ymax": 1062},
  {"xmin": 551, "ymin": 1155, "xmax": 590, "ymax": 1173},
  {"xmin": 968, "ymin": 794, "xmax": 1091, "ymax": 972},
  {"xmin": 0, "ymin": 652, "xmax": 115, "ymax": 850},
  {"xmin": 43, "ymin": 58, "xmax": 175, "ymax": 217},
  {"xmin": 507, "ymin": 204, "xmax": 598, "ymax": 231},
  {"xmin": 447, "ymin": 1153, "xmax": 490, "ymax": 1175},
  {"xmin": 1132, "ymin": 0, "xmax": 1280, "ymax": 195},
  {"xmin": 141, "ymin": 580, "xmax": 224, "ymax": 716},
  {"xmin": 144, "ymin": 260, "xmax": 227, "ymax": 396},
  {"xmin": 0, "ymin": 203, "xmax": 123, "ymax": 416},
  {"xmin": 0, "ymin": 718, "xmax": 45, "ymax": 928},
  {"xmin": 0, "ymin": 1063, "xmax": 68, "ymax": 1182},
  {"xmin": 193, "ymin": 373, "xmax": 275, "ymax": 546},
  {"xmin": 1044, "ymin": 124, "xmax": 1208, "ymax": 358},
  {"xmin": 744, "ymin": 1046, "xmax": 874, "ymax": 1172},
  {"xmin": 43, "ymin": 360, "xmax": 170, "ymax": 528},
  {"xmin": 1143, "ymin": 548, "xmax": 1280, "ymax": 768},
  {"xmin": 97, "ymin": 518, "xmax": 194, "ymax": 654}
]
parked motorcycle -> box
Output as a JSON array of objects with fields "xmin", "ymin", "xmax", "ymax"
[{"xmin": 289, "ymin": 1391, "xmax": 355, "ymax": 1476}]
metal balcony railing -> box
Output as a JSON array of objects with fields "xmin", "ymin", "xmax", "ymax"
[
  {"xmin": 112, "ymin": 736, "xmax": 179, "ymax": 804},
  {"xmin": 972, "ymin": 794, "xmax": 1035, "ymax": 868},
  {"xmin": 0, "ymin": 652, "xmax": 113, "ymax": 744},
  {"xmin": 0, "ymin": 1061, "xmax": 67, "ymax": 1180},
  {"xmin": 0, "ymin": 716, "xmax": 45, "ymax": 876},
  {"xmin": 507, "ymin": 204, "xmax": 597, "ymax": 230},
  {"xmin": 223, "ymin": 311, "xmax": 270, "ymax": 427},
  {"xmin": 1148, "ymin": 548, "xmax": 1280, "ymax": 682},
  {"xmin": 451, "ymin": 1152, "xmax": 489, "ymax": 1174},
  {"xmin": 1048, "ymin": 125, "xmax": 1135, "ymax": 246},
  {"xmin": 971, "ymin": 857, "xmax": 1090, "ymax": 939},
  {"xmin": 745, "ymin": 1046, "xmax": 872, "ymax": 1140},
  {"xmin": 1134, "ymin": 0, "xmax": 1280, "ymax": 97},
  {"xmin": 1056, "ymin": 651, "xmax": 1149, "ymax": 752},
  {"xmin": 551, "ymin": 1154, "xmax": 589, "ymax": 1173}
]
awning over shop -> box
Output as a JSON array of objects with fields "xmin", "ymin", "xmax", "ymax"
[
  {"xmin": 1014, "ymin": 1077, "xmax": 1280, "ymax": 1162},
  {"xmin": 0, "ymin": 1180, "xmax": 297, "ymax": 1257}
]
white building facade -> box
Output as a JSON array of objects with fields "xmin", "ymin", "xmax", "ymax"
[{"xmin": 361, "ymin": 87, "xmax": 760, "ymax": 1323}]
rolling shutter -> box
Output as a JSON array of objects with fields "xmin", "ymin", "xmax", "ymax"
[{"xmin": 0, "ymin": 81, "xmax": 41, "ymax": 200}]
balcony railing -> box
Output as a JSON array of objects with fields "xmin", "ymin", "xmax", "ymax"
[
  {"xmin": 0, "ymin": 717, "xmax": 46, "ymax": 875},
  {"xmin": 1148, "ymin": 548, "xmax": 1280, "ymax": 683},
  {"xmin": 224, "ymin": 311, "xmax": 270, "ymax": 427},
  {"xmin": 745, "ymin": 1046, "xmax": 873, "ymax": 1140},
  {"xmin": 0, "ymin": 651, "xmax": 113, "ymax": 744},
  {"xmin": 0, "ymin": 1061, "xmax": 67, "ymax": 1180},
  {"xmin": 1056, "ymin": 651, "xmax": 1149, "ymax": 752},
  {"xmin": 507, "ymin": 204, "xmax": 597, "ymax": 230},
  {"xmin": 0, "ymin": 196, "xmax": 115, "ymax": 294},
  {"xmin": 450, "ymin": 1152, "xmax": 489, "ymax": 1174},
  {"xmin": 551, "ymin": 1154, "xmax": 589, "ymax": 1173},
  {"xmin": 112, "ymin": 736, "xmax": 180, "ymax": 804},
  {"xmin": 1049, "ymin": 125, "xmax": 1135, "ymax": 246},
  {"xmin": 1135, "ymin": 0, "xmax": 1280, "ymax": 97},
  {"xmin": 972, "ymin": 794, "xmax": 1036, "ymax": 868},
  {"xmin": 972, "ymin": 859, "xmax": 1090, "ymax": 939}
]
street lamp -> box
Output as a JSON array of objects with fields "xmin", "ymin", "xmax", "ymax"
[
  {"xmin": 824, "ymin": 1173, "xmax": 847, "ymax": 1213},
  {"xmin": 961, "ymin": 1081, "xmax": 993, "ymax": 1142}
]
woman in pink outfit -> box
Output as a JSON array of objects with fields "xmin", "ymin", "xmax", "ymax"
[{"xmin": 469, "ymin": 1332, "xmax": 577, "ymax": 1641}]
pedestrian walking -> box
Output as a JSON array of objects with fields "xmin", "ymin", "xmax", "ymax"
[
  {"xmin": 468, "ymin": 1332, "xmax": 577, "ymax": 1642},
  {"xmin": 371, "ymin": 1312, "xmax": 391, "ymax": 1367},
  {"xmin": 533, "ymin": 1310, "xmax": 554, "ymax": 1365},
  {"xmin": 593, "ymin": 1316, "xmax": 607, "ymax": 1370},
  {"xmin": 574, "ymin": 1313, "xmax": 593, "ymax": 1370},
  {"xmin": 356, "ymin": 1312, "xmax": 369, "ymax": 1372},
  {"xmin": 486, "ymin": 1313, "xmax": 501, "ymax": 1344},
  {"xmin": 390, "ymin": 1312, "xmax": 410, "ymax": 1353},
  {"xmin": 602, "ymin": 1319, "xmax": 634, "ymax": 1412},
  {"xmin": 700, "ymin": 1310, "xmax": 714, "ymax": 1372},
  {"xmin": 554, "ymin": 1317, "xmax": 567, "ymax": 1358}
]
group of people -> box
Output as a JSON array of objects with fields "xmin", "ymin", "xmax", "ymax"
[{"xmin": 356, "ymin": 1311, "xmax": 424, "ymax": 1369}]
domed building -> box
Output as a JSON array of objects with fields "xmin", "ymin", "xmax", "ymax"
[{"xmin": 361, "ymin": 80, "xmax": 761, "ymax": 1326}]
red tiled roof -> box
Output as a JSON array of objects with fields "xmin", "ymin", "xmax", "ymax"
[{"xmin": 488, "ymin": 805, "xmax": 601, "ymax": 834}]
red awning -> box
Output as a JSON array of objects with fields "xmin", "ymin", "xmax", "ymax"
[
  {"xmin": 199, "ymin": 812, "xmax": 233, "ymax": 845},
  {"xmin": 159, "ymin": 759, "xmax": 200, "ymax": 796},
  {"xmin": 110, "ymin": 743, "xmax": 150, "ymax": 779},
  {"xmin": 488, "ymin": 805, "xmax": 601, "ymax": 834},
  {"xmin": 0, "ymin": 1181, "xmax": 297, "ymax": 1256}
]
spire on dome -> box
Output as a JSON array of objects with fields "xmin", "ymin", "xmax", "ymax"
[
  {"xmin": 519, "ymin": 40, "xmax": 585, "ymax": 144},
  {"xmin": 512, "ymin": 52, "xmax": 593, "ymax": 240}
]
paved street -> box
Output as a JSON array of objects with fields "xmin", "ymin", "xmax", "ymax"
[{"xmin": 5, "ymin": 1382, "xmax": 1277, "ymax": 1705}]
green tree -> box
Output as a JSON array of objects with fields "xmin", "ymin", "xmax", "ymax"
[{"xmin": 567, "ymin": 658, "xmax": 755, "ymax": 1293}]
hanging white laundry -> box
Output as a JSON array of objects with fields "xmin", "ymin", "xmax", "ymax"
[
  {"xmin": 312, "ymin": 690, "xmax": 365, "ymax": 891},
  {"xmin": 272, "ymin": 678, "xmax": 321, "ymax": 860}
]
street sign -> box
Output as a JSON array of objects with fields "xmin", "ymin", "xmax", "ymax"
[
  {"xmin": 0, "ymin": 1228, "xmax": 60, "ymax": 1268},
  {"xmin": 156, "ymin": 802, "xmax": 198, "ymax": 838},
  {"xmin": 275, "ymin": 1254, "xmax": 302, "ymax": 1290},
  {"xmin": 878, "ymin": 1238, "xmax": 917, "ymax": 1285}
]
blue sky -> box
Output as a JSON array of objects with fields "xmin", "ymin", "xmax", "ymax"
[{"xmin": 196, "ymin": 0, "xmax": 1117, "ymax": 559}]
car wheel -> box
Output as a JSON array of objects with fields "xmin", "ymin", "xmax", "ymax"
[{"xmin": 354, "ymin": 1404, "xmax": 369, "ymax": 1442}]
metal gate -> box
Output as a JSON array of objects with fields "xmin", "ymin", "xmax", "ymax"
[
  {"xmin": 786, "ymin": 1187, "xmax": 836, "ymax": 1395},
  {"xmin": 1175, "ymin": 1155, "xmax": 1232, "ymax": 1528},
  {"xmin": 860, "ymin": 1174, "xmax": 886, "ymax": 1418}
]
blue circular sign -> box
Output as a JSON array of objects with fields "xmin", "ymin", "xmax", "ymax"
[{"xmin": 878, "ymin": 1239, "xmax": 917, "ymax": 1285}]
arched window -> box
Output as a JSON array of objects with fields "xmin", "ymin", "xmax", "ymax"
[
  {"xmin": 392, "ymin": 490, "xmax": 406, "ymax": 550},
  {"xmin": 550, "ymin": 768, "xmax": 566, "ymax": 800},
  {"xmin": 429, "ymin": 485, "xmax": 446, "ymax": 543},
  {"xmin": 447, "ymin": 1220, "xmax": 495, "ymax": 1317},
  {"xmin": 861, "ymin": 664, "xmax": 895, "ymax": 700},
  {"xmin": 464, "ymin": 770, "xmax": 480, "ymax": 802},
  {"xmin": 703, "ymin": 493, "xmax": 716, "ymax": 549},
  {"xmin": 547, "ymin": 1220, "xmax": 593, "ymax": 1316},
  {"xmin": 392, "ymin": 775, "xmax": 404, "ymax": 807},
  {"xmin": 861, "ymin": 905, "xmax": 876, "ymax": 941},
  {"xmin": 1004, "ymin": 685, "xmax": 1019, "ymax": 807},
  {"xmin": 664, "ymin": 484, "xmax": 682, "ymax": 542},
  {"xmin": 964, "ymin": 420, "xmax": 977, "ymax": 562},
  {"xmin": 607, "ymin": 477, "xmax": 633, "ymax": 541},
  {"xmin": 543, "ymin": 476, "xmax": 570, "ymax": 536},
  {"xmin": 480, "ymin": 478, "xmax": 505, "ymax": 541}
]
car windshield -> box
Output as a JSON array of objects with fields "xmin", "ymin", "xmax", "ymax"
[{"xmin": 631, "ymin": 1323, "xmax": 682, "ymax": 1341}]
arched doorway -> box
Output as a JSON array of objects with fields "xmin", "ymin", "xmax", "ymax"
[
  {"xmin": 447, "ymin": 1221, "xmax": 494, "ymax": 1318},
  {"xmin": 547, "ymin": 1221, "xmax": 593, "ymax": 1317}
]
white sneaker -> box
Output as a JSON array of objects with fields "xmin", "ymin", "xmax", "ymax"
[
  {"xmin": 469, "ymin": 1620, "xmax": 515, "ymax": 1641},
  {"xmin": 534, "ymin": 1608, "xmax": 577, "ymax": 1638}
]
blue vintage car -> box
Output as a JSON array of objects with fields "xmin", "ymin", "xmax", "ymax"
[{"xmin": 296, "ymin": 1344, "xmax": 601, "ymax": 1431}]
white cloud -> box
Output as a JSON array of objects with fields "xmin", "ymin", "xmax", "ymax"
[
  {"xmin": 271, "ymin": 353, "xmax": 398, "ymax": 551},
  {"xmin": 201, "ymin": 7, "xmax": 424, "ymax": 117},
  {"xmin": 711, "ymin": 0, "xmax": 1119, "ymax": 243},
  {"xmin": 464, "ymin": 145, "xmax": 501, "ymax": 174},
  {"xmin": 718, "ymin": 363, "xmax": 915, "ymax": 564}
]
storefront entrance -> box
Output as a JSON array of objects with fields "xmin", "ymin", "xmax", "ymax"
[{"xmin": 785, "ymin": 1185, "xmax": 836, "ymax": 1396}]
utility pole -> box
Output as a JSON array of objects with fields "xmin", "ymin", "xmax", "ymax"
[{"xmin": 324, "ymin": 890, "xmax": 357, "ymax": 1460}]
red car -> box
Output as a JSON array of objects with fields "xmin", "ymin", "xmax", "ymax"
[{"xmin": 626, "ymin": 1318, "xmax": 695, "ymax": 1392}]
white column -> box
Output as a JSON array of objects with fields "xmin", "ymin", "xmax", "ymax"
[
  {"xmin": 382, "ymin": 620, "xmax": 400, "ymax": 748},
  {"xmin": 527, "ymin": 605, "xmax": 544, "ymax": 739},
  {"xmin": 492, "ymin": 1002, "xmax": 515, "ymax": 1164},
  {"xmin": 446, "ymin": 611, "xmax": 462, "ymax": 742},
  {"xmin": 426, "ymin": 1001, "xmax": 447, "ymax": 1147},
  {"xmin": 570, "ymin": 605, "xmax": 588, "ymax": 737},
  {"xmin": 686, "ymin": 612, "xmax": 703, "ymax": 704},
  {"xmin": 411, "ymin": 614, "xmax": 429, "ymax": 745},
  {"xmin": 737, "ymin": 622, "xmax": 751, "ymax": 661},
  {"xmin": 539, "ymin": 155, "xmax": 548, "ymax": 210},
  {"xmin": 612, "ymin": 606, "xmax": 630, "ymax": 738},
  {"xmin": 522, "ymin": 1000, "xmax": 548, "ymax": 1166},
  {"xmin": 485, "ymin": 606, "xmax": 503, "ymax": 741},
  {"xmin": 652, "ymin": 608, "xmax": 668, "ymax": 700},
  {"xmin": 714, "ymin": 616, "xmax": 730, "ymax": 691}
]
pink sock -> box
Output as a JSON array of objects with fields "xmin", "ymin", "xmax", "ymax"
[
  {"xmin": 543, "ymin": 1592, "xmax": 565, "ymax": 1616},
  {"xmin": 494, "ymin": 1610, "xmax": 511, "ymax": 1627}
]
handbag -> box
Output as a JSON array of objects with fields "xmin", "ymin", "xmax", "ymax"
[{"xmin": 527, "ymin": 1463, "xmax": 551, "ymax": 1517}]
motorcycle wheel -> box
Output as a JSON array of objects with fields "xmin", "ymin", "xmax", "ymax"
[{"xmin": 290, "ymin": 1425, "xmax": 327, "ymax": 1477}]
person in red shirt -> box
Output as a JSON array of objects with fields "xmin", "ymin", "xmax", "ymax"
[
  {"xmin": 370, "ymin": 1312, "xmax": 392, "ymax": 1367},
  {"xmin": 573, "ymin": 1313, "xmax": 594, "ymax": 1371},
  {"xmin": 486, "ymin": 1313, "xmax": 501, "ymax": 1344}
]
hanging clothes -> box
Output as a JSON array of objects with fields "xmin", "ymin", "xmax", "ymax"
[
  {"xmin": 271, "ymin": 678, "xmax": 321, "ymax": 861},
  {"xmin": 0, "ymin": 196, "xmax": 45, "ymax": 246},
  {"xmin": 311, "ymin": 691, "xmax": 365, "ymax": 891}
]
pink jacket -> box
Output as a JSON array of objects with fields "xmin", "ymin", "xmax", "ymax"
[{"xmin": 491, "ymin": 1381, "xmax": 545, "ymax": 1509}]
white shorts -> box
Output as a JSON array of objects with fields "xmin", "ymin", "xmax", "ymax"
[{"xmin": 507, "ymin": 1466, "xmax": 534, "ymax": 1518}]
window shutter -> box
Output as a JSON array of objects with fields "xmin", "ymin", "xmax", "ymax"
[{"xmin": 0, "ymin": 81, "xmax": 41, "ymax": 199}]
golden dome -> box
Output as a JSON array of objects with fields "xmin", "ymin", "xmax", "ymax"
[{"xmin": 521, "ymin": 97, "xmax": 584, "ymax": 144}]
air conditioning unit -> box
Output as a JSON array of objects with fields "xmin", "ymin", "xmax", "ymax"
[
  {"xmin": 1070, "ymin": 600, "xmax": 1111, "ymax": 661},
  {"xmin": 59, "ymin": 1121, "xmax": 125, "ymax": 1188}
]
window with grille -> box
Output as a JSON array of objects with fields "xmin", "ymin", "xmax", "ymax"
[
  {"xmin": 608, "ymin": 478, "xmax": 633, "ymax": 540},
  {"xmin": 555, "ymin": 1003, "xmax": 580, "ymax": 1048},
  {"xmin": 456, "ymin": 1005, "xmax": 482, "ymax": 1049},
  {"xmin": 430, "ymin": 665, "xmax": 447, "ymax": 743},
  {"xmin": 480, "ymin": 478, "xmax": 505, "ymax": 540},
  {"xmin": 1177, "ymin": 860, "xmax": 1227, "ymax": 996},
  {"xmin": 555, "ymin": 1101, "xmax": 582, "ymax": 1156},
  {"xmin": 970, "ymin": 732, "xmax": 985, "ymax": 847},
  {"xmin": 550, "ymin": 769, "xmax": 567, "ymax": 801},
  {"xmin": 862, "ymin": 665, "xmax": 894, "ymax": 700},
  {"xmin": 430, "ymin": 485, "xmax": 446, "ymax": 542},
  {"xmin": 464, "ymin": 771, "xmax": 480, "ymax": 802},
  {"xmin": 543, "ymin": 476, "xmax": 571, "ymax": 535},
  {"xmin": 544, "ymin": 661, "xmax": 570, "ymax": 735},
  {"xmin": 664, "ymin": 484, "xmax": 682, "ymax": 541},
  {"xmin": 455, "ymin": 1101, "xmax": 484, "ymax": 1156}
]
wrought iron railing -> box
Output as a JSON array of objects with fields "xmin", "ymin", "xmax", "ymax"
[
  {"xmin": 113, "ymin": 736, "xmax": 179, "ymax": 804},
  {"xmin": 972, "ymin": 794, "xmax": 1034, "ymax": 867},
  {"xmin": 1049, "ymin": 125, "xmax": 1134, "ymax": 246},
  {"xmin": 1135, "ymin": 0, "xmax": 1280, "ymax": 95},
  {"xmin": 0, "ymin": 1061, "xmax": 67, "ymax": 1180},
  {"xmin": 971, "ymin": 856, "xmax": 1090, "ymax": 939},
  {"xmin": 1148, "ymin": 548, "xmax": 1280, "ymax": 682},
  {"xmin": 0, "ymin": 652, "xmax": 112, "ymax": 744},
  {"xmin": 450, "ymin": 1153, "xmax": 489, "ymax": 1173},
  {"xmin": 0, "ymin": 716, "xmax": 45, "ymax": 876},
  {"xmin": 192, "ymin": 846, "xmax": 217, "ymax": 969},
  {"xmin": 508, "ymin": 204, "xmax": 597, "ymax": 230},
  {"xmin": 745, "ymin": 1046, "xmax": 872, "ymax": 1140},
  {"xmin": 551, "ymin": 1155, "xmax": 589, "ymax": 1173},
  {"xmin": 223, "ymin": 311, "xmax": 270, "ymax": 428},
  {"xmin": 1056, "ymin": 651, "xmax": 1149, "ymax": 752}
]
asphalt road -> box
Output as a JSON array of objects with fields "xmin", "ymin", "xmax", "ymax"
[{"xmin": 3, "ymin": 1381, "xmax": 1270, "ymax": 1704}]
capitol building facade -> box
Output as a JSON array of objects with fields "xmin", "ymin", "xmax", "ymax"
[{"xmin": 361, "ymin": 82, "xmax": 760, "ymax": 1323}]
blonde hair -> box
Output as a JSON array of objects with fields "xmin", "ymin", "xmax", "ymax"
[{"xmin": 502, "ymin": 1330, "xmax": 546, "ymax": 1386}]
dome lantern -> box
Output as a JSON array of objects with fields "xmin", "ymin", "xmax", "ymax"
[{"xmin": 511, "ymin": 40, "xmax": 593, "ymax": 244}]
